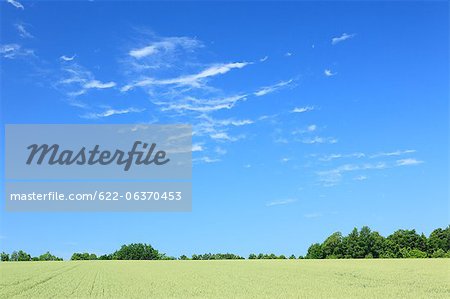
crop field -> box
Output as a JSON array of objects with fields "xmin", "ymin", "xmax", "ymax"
[{"xmin": 0, "ymin": 259, "xmax": 449, "ymax": 298}]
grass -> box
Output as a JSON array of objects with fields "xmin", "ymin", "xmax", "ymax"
[{"xmin": 0, "ymin": 259, "xmax": 449, "ymax": 298}]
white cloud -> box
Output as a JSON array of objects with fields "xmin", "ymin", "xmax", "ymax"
[
  {"xmin": 324, "ymin": 69, "xmax": 336, "ymax": 77},
  {"xmin": 370, "ymin": 149, "xmax": 416, "ymax": 158},
  {"xmin": 291, "ymin": 106, "xmax": 314, "ymax": 113},
  {"xmin": 129, "ymin": 37, "xmax": 201, "ymax": 59},
  {"xmin": 259, "ymin": 56, "xmax": 268, "ymax": 62},
  {"xmin": 396, "ymin": 158, "xmax": 423, "ymax": 166},
  {"xmin": 122, "ymin": 62, "xmax": 249, "ymax": 91},
  {"xmin": 316, "ymin": 158, "xmax": 422, "ymax": 186},
  {"xmin": 7, "ymin": 0, "xmax": 24, "ymax": 9},
  {"xmin": 331, "ymin": 33, "xmax": 355, "ymax": 45},
  {"xmin": 60, "ymin": 55, "xmax": 76, "ymax": 62},
  {"xmin": 215, "ymin": 147, "xmax": 227, "ymax": 155},
  {"xmin": 266, "ymin": 198, "xmax": 297, "ymax": 207},
  {"xmin": 254, "ymin": 79, "xmax": 293, "ymax": 97},
  {"xmin": 285, "ymin": 52, "xmax": 293, "ymax": 57},
  {"xmin": 215, "ymin": 118, "xmax": 253, "ymax": 127},
  {"xmin": 194, "ymin": 156, "xmax": 220, "ymax": 163},
  {"xmin": 83, "ymin": 80, "xmax": 116, "ymax": 89},
  {"xmin": 81, "ymin": 107, "xmax": 145, "ymax": 119},
  {"xmin": 318, "ymin": 150, "xmax": 414, "ymax": 162},
  {"xmin": 192, "ymin": 116, "xmax": 252, "ymax": 141},
  {"xmin": 354, "ymin": 175, "xmax": 368, "ymax": 181},
  {"xmin": 281, "ymin": 157, "xmax": 290, "ymax": 163},
  {"xmin": 307, "ymin": 124, "xmax": 317, "ymax": 132},
  {"xmin": 130, "ymin": 45, "xmax": 158, "ymax": 58},
  {"xmin": 318, "ymin": 152, "xmax": 365, "ymax": 162},
  {"xmin": 15, "ymin": 23, "xmax": 33, "ymax": 38},
  {"xmin": 304, "ymin": 213, "xmax": 322, "ymax": 219},
  {"xmin": 192, "ymin": 143, "xmax": 204, "ymax": 152},
  {"xmin": 302, "ymin": 136, "xmax": 338, "ymax": 144},
  {"xmin": 158, "ymin": 95, "xmax": 247, "ymax": 113},
  {"xmin": 0, "ymin": 43, "xmax": 34, "ymax": 59},
  {"xmin": 57, "ymin": 63, "xmax": 118, "ymax": 101},
  {"xmin": 210, "ymin": 132, "xmax": 239, "ymax": 142}
]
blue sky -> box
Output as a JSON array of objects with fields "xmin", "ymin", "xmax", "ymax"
[{"xmin": 0, "ymin": 1, "xmax": 448, "ymax": 259}]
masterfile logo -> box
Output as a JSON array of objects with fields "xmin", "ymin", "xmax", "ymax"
[
  {"xmin": 26, "ymin": 141, "xmax": 171, "ymax": 171},
  {"xmin": 4, "ymin": 124, "xmax": 192, "ymax": 212}
]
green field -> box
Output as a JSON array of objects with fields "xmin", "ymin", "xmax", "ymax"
[{"xmin": 0, "ymin": 259, "xmax": 449, "ymax": 298}]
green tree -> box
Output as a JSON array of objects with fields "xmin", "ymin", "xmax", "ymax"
[
  {"xmin": 427, "ymin": 226, "xmax": 450, "ymax": 255},
  {"xmin": 431, "ymin": 248, "xmax": 446, "ymax": 258},
  {"xmin": 113, "ymin": 243, "xmax": 160, "ymax": 260},
  {"xmin": 386, "ymin": 229, "xmax": 427, "ymax": 257},
  {"xmin": 98, "ymin": 254, "xmax": 112, "ymax": 260},
  {"xmin": 322, "ymin": 232, "xmax": 343, "ymax": 258},
  {"xmin": 10, "ymin": 251, "xmax": 18, "ymax": 261},
  {"xmin": 306, "ymin": 243, "xmax": 324, "ymax": 259},
  {"xmin": 39, "ymin": 251, "xmax": 62, "ymax": 261},
  {"xmin": 342, "ymin": 228, "xmax": 365, "ymax": 258},
  {"xmin": 1, "ymin": 252, "xmax": 10, "ymax": 261},
  {"xmin": 17, "ymin": 250, "xmax": 31, "ymax": 261},
  {"xmin": 71, "ymin": 252, "xmax": 92, "ymax": 260}
]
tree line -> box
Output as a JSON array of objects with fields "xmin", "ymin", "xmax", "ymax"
[
  {"xmin": 305, "ymin": 226, "xmax": 450, "ymax": 259},
  {"xmin": 0, "ymin": 250, "xmax": 62, "ymax": 261},
  {"xmin": 1, "ymin": 226, "xmax": 449, "ymax": 261}
]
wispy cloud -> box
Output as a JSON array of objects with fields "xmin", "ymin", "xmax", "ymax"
[
  {"xmin": 81, "ymin": 107, "xmax": 145, "ymax": 119},
  {"xmin": 354, "ymin": 175, "xmax": 368, "ymax": 181},
  {"xmin": 318, "ymin": 152, "xmax": 365, "ymax": 162},
  {"xmin": 259, "ymin": 56, "xmax": 268, "ymax": 62},
  {"xmin": 194, "ymin": 156, "xmax": 221, "ymax": 164},
  {"xmin": 192, "ymin": 143, "xmax": 204, "ymax": 152},
  {"xmin": 215, "ymin": 147, "xmax": 227, "ymax": 155},
  {"xmin": 324, "ymin": 69, "xmax": 336, "ymax": 77},
  {"xmin": 83, "ymin": 80, "xmax": 116, "ymax": 89},
  {"xmin": 129, "ymin": 36, "xmax": 201, "ymax": 59},
  {"xmin": 0, "ymin": 43, "xmax": 34, "ymax": 59},
  {"xmin": 304, "ymin": 212, "xmax": 322, "ymax": 219},
  {"xmin": 291, "ymin": 106, "xmax": 314, "ymax": 113},
  {"xmin": 15, "ymin": 23, "xmax": 33, "ymax": 38},
  {"xmin": 396, "ymin": 158, "xmax": 423, "ymax": 166},
  {"xmin": 317, "ymin": 154, "xmax": 423, "ymax": 186},
  {"xmin": 210, "ymin": 132, "xmax": 241, "ymax": 142},
  {"xmin": 7, "ymin": 0, "xmax": 24, "ymax": 10},
  {"xmin": 318, "ymin": 150, "xmax": 415, "ymax": 162},
  {"xmin": 292, "ymin": 124, "xmax": 318, "ymax": 135},
  {"xmin": 331, "ymin": 33, "xmax": 355, "ymax": 45},
  {"xmin": 122, "ymin": 62, "xmax": 249, "ymax": 91},
  {"xmin": 254, "ymin": 79, "xmax": 293, "ymax": 97},
  {"xmin": 285, "ymin": 52, "xmax": 293, "ymax": 57},
  {"xmin": 317, "ymin": 163, "xmax": 385, "ymax": 186},
  {"xmin": 158, "ymin": 94, "xmax": 247, "ymax": 113},
  {"xmin": 60, "ymin": 55, "xmax": 76, "ymax": 62},
  {"xmin": 266, "ymin": 198, "xmax": 297, "ymax": 207},
  {"xmin": 57, "ymin": 62, "xmax": 117, "ymax": 101},
  {"xmin": 370, "ymin": 149, "xmax": 416, "ymax": 158},
  {"xmin": 302, "ymin": 136, "xmax": 338, "ymax": 144}
]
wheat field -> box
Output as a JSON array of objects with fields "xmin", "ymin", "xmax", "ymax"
[{"xmin": 0, "ymin": 259, "xmax": 449, "ymax": 298}]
